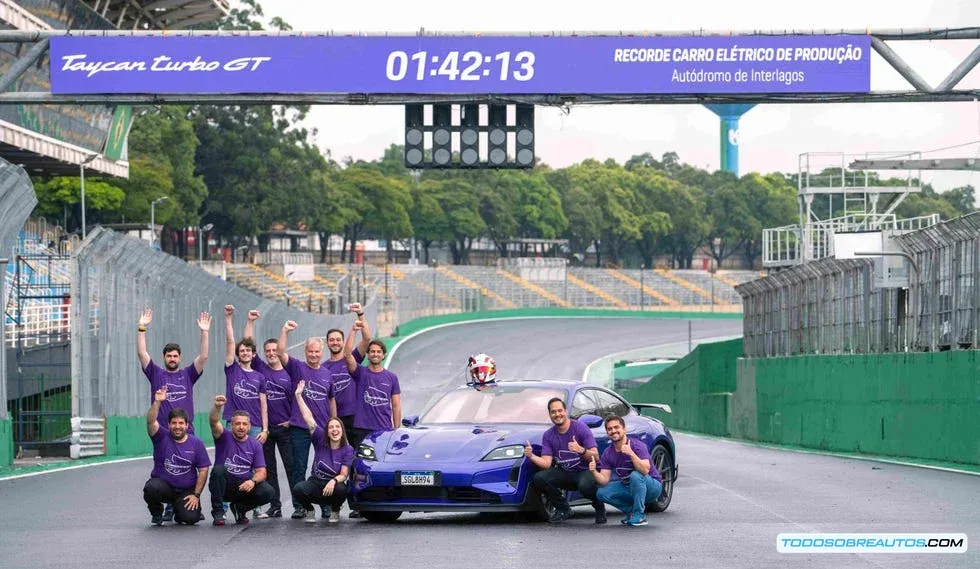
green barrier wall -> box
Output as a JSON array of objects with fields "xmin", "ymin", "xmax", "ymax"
[
  {"xmin": 623, "ymin": 337, "xmax": 980, "ymax": 467},
  {"xmin": 621, "ymin": 338, "xmax": 742, "ymax": 436},
  {"xmin": 737, "ymin": 351, "xmax": 980, "ymax": 466},
  {"xmin": 106, "ymin": 412, "xmax": 214, "ymax": 457},
  {"xmin": 0, "ymin": 418, "xmax": 12, "ymax": 467}
]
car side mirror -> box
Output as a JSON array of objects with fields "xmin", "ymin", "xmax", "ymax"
[
  {"xmin": 402, "ymin": 415, "xmax": 420, "ymax": 427},
  {"xmin": 580, "ymin": 414, "xmax": 604, "ymax": 429}
]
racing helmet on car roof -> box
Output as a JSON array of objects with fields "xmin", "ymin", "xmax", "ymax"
[{"xmin": 467, "ymin": 353, "xmax": 496, "ymax": 384}]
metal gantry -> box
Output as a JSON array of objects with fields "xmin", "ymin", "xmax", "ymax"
[{"xmin": 0, "ymin": 27, "xmax": 979, "ymax": 105}]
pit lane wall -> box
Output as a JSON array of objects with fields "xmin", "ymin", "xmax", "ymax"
[{"xmin": 622, "ymin": 342, "xmax": 980, "ymax": 467}]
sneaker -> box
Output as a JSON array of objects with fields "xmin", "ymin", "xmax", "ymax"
[
  {"xmin": 255, "ymin": 510, "xmax": 270, "ymax": 519},
  {"xmin": 595, "ymin": 509, "xmax": 607, "ymax": 525},
  {"xmin": 252, "ymin": 508, "xmax": 262, "ymax": 519},
  {"xmin": 162, "ymin": 504, "xmax": 174, "ymax": 522},
  {"xmin": 304, "ymin": 509, "xmax": 317, "ymax": 524},
  {"xmin": 212, "ymin": 518, "xmax": 226, "ymax": 527},
  {"xmin": 229, "ymin": 503, "xmax": 249, "ymax": 525},
  {"xmin": 348, "ymin": 510, "xmax": 361, "ymax": 519},
  {"xmin": 548, "ymin": 506, "xmax": 572, "ymax": 524},
  {"xmin": 328, "ymin": 512, "xmax": 340, "ymax": 523},
  {"xmin": 625, "ymin": 513, "xmax": 648, "ymax": 526},
  {"xmin": 291, "ymin": 507, "xmax": 306, "ymax": 520},
  {"xmin": 266, "ymin": 507, "xmax": 282, "ymax": 519},
  {"xmin": 151, "ymin": 513, "xmax": 164, "ymax": 526}
]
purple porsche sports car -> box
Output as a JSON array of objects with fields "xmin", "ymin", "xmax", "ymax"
[{"xmin": 348, "ymin": 379, "xmax": 676, "ymax": 522}]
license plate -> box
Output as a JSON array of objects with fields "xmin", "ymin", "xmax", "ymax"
[{"xmin": 400, "ymin": 471, "xmax": 435, "ymax": 486}]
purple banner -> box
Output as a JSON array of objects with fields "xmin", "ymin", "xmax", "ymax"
[{"xmin": 50, "ymin": 35, "xmax": 870, "ymax": 95}]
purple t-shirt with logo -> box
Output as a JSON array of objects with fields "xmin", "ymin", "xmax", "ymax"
[
  {"xmin": 351, "ymin": 367, "xmax": 401, "ymax": 432},
  {"xmin": 541, "ymin": 419, "xmax": 597, "ymax": 472},
  {"xmin": 310, "ymin": 426, "xmax": 355, "ymax": 481},
  {"xmin": 327, "ymin": 348, "xmax": 363, "ymax": 418},
  {"xmin": 223, "ymin": 363, "xmax": 266, "ymax": 426},
  {"xmin": 143, "ymin": 360, "xmax": 201, "ymax": 432},
  {"xmin": 214, "ymin": 429, "xmax": 267, "ymax": 483},
  {"xmin": 150, "ymin": 425, "xmax": 211, "ymax": 490},
  {"xmin": 285, "ymin": 357, "xmax": 334, "ymax": 429},
  {"xmin": 252, "ymin": 358, "xmax": 293, "ymax": 426},
  {"xmin": 598, "ymin": 436, "xmax": 659, "ymax": 483}
]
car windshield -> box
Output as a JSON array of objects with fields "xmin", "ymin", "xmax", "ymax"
[{"xmin": 420, "ymin": 385, "xmax": 565, "ymax": 424}]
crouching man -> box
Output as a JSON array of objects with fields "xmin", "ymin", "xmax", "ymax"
[
  {"xmin": 589, "ymin": 415, "xmax": 663, "ymax": 527},
  {"xmin": 143, "ymin": 387, "xmax": 210, "ymax": 525},
  {"xmin": 208, "ymin": 395, "xmax": 275, "ymax": 525}
]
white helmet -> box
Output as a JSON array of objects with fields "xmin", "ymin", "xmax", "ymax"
[{"xmin": 468, "ymin": 353, "xmax": 496, "ymax": 384}]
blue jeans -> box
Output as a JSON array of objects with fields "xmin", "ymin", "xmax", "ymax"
[
  {"xmin": 289, "ymin": 426, "xmax": 313, "ymax": 501},
  {"xmin": 596, "ymin": 471, "xmax": 663, "ymax": 516}
]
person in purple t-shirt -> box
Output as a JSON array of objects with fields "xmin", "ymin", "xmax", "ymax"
[
  {"xmin": 326, "ymin": 302, "xmax": 371, "ymax": 441},
  {"xmin": 143, "ymin": 387, "xmax": 211, "ymax": 526},
  {"xmin": 137, "ymin": 308, "xmax": 211, "ymax": 523},
  {"xmin": 137, "ymin": 308, "xmax": 212, "ymax": 434},
  {"xmin": 526, "ymin": 397, "xmax": 605, "ymax": 524},
  {"xmin": 291, "ymin": 380, "xmax": 355, "ymax": 524},
  {"xmin": 222, "ymin": 305, "xmax": 268, "ymax": 441},
  {"xmin": 277, "ymin": 320, "xmax": 336, "ymax": 520},
  {"xmin": 344, "ymin": 335, "xmax": 402, "ymax": 449},
  {"xmin": 590, "ymin": 415, "xmax": 663, "ymax": 527},
  {"xmin": 207, "ymin": 395, "xmax": 275, "ymax": 526}
]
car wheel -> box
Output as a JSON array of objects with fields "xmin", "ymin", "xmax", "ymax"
[
  {"xmin": 360, "ymin": 511, "xmax": 402, "ymax": 523},
  {"xmin": 530, "ymin": 488, "xmax": 567, "ymax": 522},
  {"xmin": 646, "ymin": 444, "xmax": 674, "ymax": 513}
]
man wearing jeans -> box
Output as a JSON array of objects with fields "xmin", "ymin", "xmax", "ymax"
[
  {"xmin": 589, "ymin": 415, "xmax": 663, "ymax": 527},
  {"xmin": 526, "ymin": 397, "xmax": 605, "ymax": 524},
  {"xmin": 207, "ymin": 396, "xmax": 275, "ymax": 526},
  {"xmin": 277, "ymin": 320, "xmax": 335, "ymax": 519}
]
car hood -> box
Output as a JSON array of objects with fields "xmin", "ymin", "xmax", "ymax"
[{"xmin": 375, "ymin": 424, "xmax": 545, "ymax": 463}]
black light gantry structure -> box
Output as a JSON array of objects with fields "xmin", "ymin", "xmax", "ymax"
[{"xmin": 404, "ymin": 103, "xmax": 536, "ymax": 170}]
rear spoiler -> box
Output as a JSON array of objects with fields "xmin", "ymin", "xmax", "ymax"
[{"xmin": 632, "ymin": 403, "xmax": 672, "ymax": 415}]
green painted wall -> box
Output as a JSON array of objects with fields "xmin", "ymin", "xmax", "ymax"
[
  {"xmin": 614, "ymin": 361, "xmax": 675, "ymax": 381},
  {"xmin": 621, "ymin": 338, "xmax": 742, "ymax": 436},
  {"xmin": 623, "ymin": 337, "xmax": 980, "ymax": 467},
  {"xmin": 737, "ymin": 351, "xmax": 980, "ymax": 466},
  {"xmin": 0, "ymin": 418, "xmax": 12, "ymax": 467},
  {"xmin": 106, "ymin": 412, "xmax": 213, "ymax": 457}
]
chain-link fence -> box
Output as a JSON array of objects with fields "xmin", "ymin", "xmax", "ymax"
[
  {"xmin": 738, "ymin": 213, "xmax": 980, "ymax": 357},
  {"xmin": 894, "ymin": 212, "xmax": 980, "ymax": 351},
  {"xmin": 0, "ymin": 160, "xmax": 38, "ymax": 422},
  {"xmin": 70, "ymin": 227, "xmax": 376, "ymax": 419}
]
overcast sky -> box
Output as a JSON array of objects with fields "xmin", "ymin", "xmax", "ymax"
[{"xmin": 264, "ymin": 0, "xmax": 980, "ymax": 193}]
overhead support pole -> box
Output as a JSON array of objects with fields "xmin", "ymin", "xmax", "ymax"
[
  {"xmin": 871, "ymin": 37, "xmax": 933, "ymax": 93},
  {"xmin": 936, "ymin": 43, "xmax": 980, "ymax": 92},
  {"xmin": 0, "ymin": 38, "xmax": 49, "ymax": 94}
]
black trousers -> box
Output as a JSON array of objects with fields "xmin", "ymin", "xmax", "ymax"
[
  {"xmin": 262, "ymin": 425, "xmax": 293, "ymax": 509},
  {"xmin": 208, "ymin": 466, "xmax": 275, "ymax": 517},
  {"xmin": 143, "ymin": 477, "xmax": 201, "ymax": 525},
  {"xmin": 340, "ymin": 415, "xmax": 356, "ymax": 445},
  {"xmin": 349, "ymin": 427, "xmax": 374, "ymax": 450},
  {"xmin": 532, "ymin": 467, "xmax": 604, "ymax": 513},
  {"xmin": 292, "ymin": 477, "xmax": 349, "ymax": 512}
]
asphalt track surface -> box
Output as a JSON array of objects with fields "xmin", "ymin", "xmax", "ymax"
[{"xmin": 2, "ymin": 317, "xmax": 978, "ymax": 569}]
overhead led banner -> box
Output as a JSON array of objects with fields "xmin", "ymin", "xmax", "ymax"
[{"xmin": 50, "ymin": 35, "xmax": 870, "ymax": 95}]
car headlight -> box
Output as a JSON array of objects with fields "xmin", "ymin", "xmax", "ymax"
[
  {"xmin": 481, "ymin": 445, "xmax": 525, "ymax": 461},
  {"xmin": 357, "ymin": 443, "xmax": 377, "ymax": 461}
]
